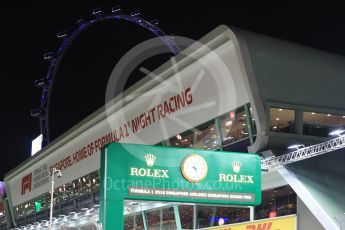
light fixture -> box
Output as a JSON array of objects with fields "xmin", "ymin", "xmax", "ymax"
[
  {"xmin": 43, "ymin": 52, "xmax": 55, "ymax": 61},
  {"xmin": 92, "ymin": 7, "xmax": 102, "ymax": 16},
  {"xmin": 57, "ymin": 31, "xmax": 67, "ymax": 39},
  {"xmin": 111, "ymin": 5, "xmax": 122, "ymax": 13},
  {"xmin": 287, "ymin": 144, "xmax": 305, "ymax": 150},
  {"xmin": 150, "ymin": 19, "xmax": 159, "ymax": 25},
  {"xmin": 311, "ymin": 112, "xmax": 315, "ymax": 115},
  {"xmin": 327, "ymin": 114, "xmax": 331, "ymax": 117},
  {"xmin": 278, "ymin": 109, "xmax": 283, "ymax": 111},
  {"xmin": 329, "ymin": 129, "xmax": 345, "ymax": 137},
  {"xmin": 30, "ymin": 108, "xmax": 45, "ymax": 118},
  {"xmin": 273, "ymin": 126, "xmax": 277, "ymax": 129},
  {"xmin": 34, "ymin": 78, "xmax": 49, "ymax": 88},
  {"xmin": 242, "ymin": 123, "xmax": 246, "ymax": 126},
  {"xmin": 176, "ymin": 134, "xmax": 182, "ymax": 140},
  {"xmin": 130, "ymin": 10, "xmax": 140, "ymax": 17},
  {"xmin": 74, "ymin": 16, "xmax": 85, "ymax": 25},
  {"xmin": 225, "ymin": 121, "xmax": 233, "ymax": 126},
  {"xmin": 275, "ymin": 118, "xmax": 280, "ymax": 121}
]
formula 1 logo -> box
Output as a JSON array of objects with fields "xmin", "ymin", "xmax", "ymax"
[{"xmin": 21, "ymin": 173, "xmax": 32, "ymax": 195}]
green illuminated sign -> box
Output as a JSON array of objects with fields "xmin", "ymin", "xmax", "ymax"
[
  {"xmin": 35, "ymin": 200, "xmax": 41, "ymax": 212},
  {"xmin": 100, "ymin": 143, "xmax": 261, "ymax": 229}
]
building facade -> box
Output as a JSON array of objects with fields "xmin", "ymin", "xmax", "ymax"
[{"xmin": 3, "ymin": 25, "xmax": 345, "ymax": 229}]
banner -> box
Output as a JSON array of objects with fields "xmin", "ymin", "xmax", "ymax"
[
  {"xmin": 6, "ymin": 32, "xmax": 250, "ymax": 207},
  {"xmin": 202, "ymin": 215, "xmax": 297, "ymax": 230}
]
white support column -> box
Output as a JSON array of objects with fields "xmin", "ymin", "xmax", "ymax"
[{"xmin": 249, "ymin": 206, "xmax": 255, "ymax": 221}]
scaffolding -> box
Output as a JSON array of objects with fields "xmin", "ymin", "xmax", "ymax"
[{"xmin": 261, "ymin": 135, "xmax": 345, "ymax": 169}]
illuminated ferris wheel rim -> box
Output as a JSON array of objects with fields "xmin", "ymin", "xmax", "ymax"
[{"xmin": 32, "ymin": 7, "xmax": 181, "ymax": 145}]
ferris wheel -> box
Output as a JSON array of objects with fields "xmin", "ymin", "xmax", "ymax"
[{"xmin": 30, "ymin": 6, "xmax": 180, "ymax": 147}]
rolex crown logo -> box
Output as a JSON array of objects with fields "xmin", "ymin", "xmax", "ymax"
[
  {"xmin": 232, "ymin": 161, "xmax": 241, "ymax": 173},
  {"xmin": 145, "ymin": 154, "xmax": 156, "ymax": 167}
]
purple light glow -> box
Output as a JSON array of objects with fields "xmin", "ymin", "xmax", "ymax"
[{"xmin": 0, "ymin": 181, "xmax": 6, "ymax": 198}]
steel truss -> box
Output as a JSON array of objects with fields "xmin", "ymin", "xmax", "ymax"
[{"xmin": 261, "ymin": 135, "xmax": 345, "ymax": 169}]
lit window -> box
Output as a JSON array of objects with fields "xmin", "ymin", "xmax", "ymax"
[
  {"xmin": 220, "ymin": 107, "xmax": 249, "ymax": 146},
  {"xmin": 270, "ymin": 108, "xmax": 295, "ymax": 133},
  {"xmin": 255, "ymin": 186, "xmax": 296, "ymax": 220},
  {"xmin": 169, "ymin": 120, "xmax": 220, "ymax": 150},
  {"xmin": 303, "ymin": 111, "xmax": 345, "ymax": 137}
]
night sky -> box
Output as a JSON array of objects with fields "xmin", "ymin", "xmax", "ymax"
[{"xmin": 1, "ymin": 1, "xmax": 345, "ymax": 180}]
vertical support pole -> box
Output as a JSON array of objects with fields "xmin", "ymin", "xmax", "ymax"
[
  {"xmin": 193, "ymin": 204, "xmax": 197, "ymax": 230},
  {"xmin": 250, "ymin": 206, "xmax": 255, "ymax": 221},
  {"xmin": 173, "ymin": 204, "xmax": 182, "ymax": 230},
  {"xmin": 160, "ymin": 209, "xmax": 163, "ymax": 230},
  {"xmin": 210, "ymin": 207, "xmax": 217, "ymax": 227},
  {"xmin": 295, "ymin": 108, "xmax": 303, "ymax": 135},
  {"xmin": 134, "ymin": 213, "xmax": 137, "ymax": 229},
  {"xmin": 142, "ymin": 211, "xmax": 148, "ymax": 230},
  {"xmin": 215, "ymin": 118, "xmax": 223, "ymax": 151},
  {"xmin": 193, "ymin": 131, "xmax": 198, "ymax": 148},
  {"xmin": 164, "ymin": 139, "xmax": 171, "ymax": 147},
  {"xmin": 49, "ymin": 168, "xmax": 55, "ymax": 230},
  {"xmin": 244, "ymin": 104, "xmax": 254, "ymax": 145}
]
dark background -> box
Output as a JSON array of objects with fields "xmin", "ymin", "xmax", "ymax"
[{"xmin": 1, "ymin": 1, "xmax": 345, "ymax": 180}]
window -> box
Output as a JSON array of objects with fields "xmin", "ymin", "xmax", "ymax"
[
  {"xmin": 219, "ymin": 107, "xmax": 249, "ymax": 146},
  {"xmin": 270, "ymin": 108, "xmax": 295, "ymax": 133},
  {"xmin": 15, "ymin": 204, "xmax": 25, "ymax": 219},
  {"xmin": 169, "ymin": 130, "xmax": 194, "ymax": 148},
  {"xmin": 255, "ymin": 186, "xmax": 296, "ymax": 220},
  {"xmin": 146, "ymin": 207, "xmax": 177, "ymax": 229},
  {"xmin": 179, "ymin": 205, "xmax": 194, "ymax": 229},
  {"xmin": 303, "ymin": 111, "xmax": 345, "ymax": 137},
  {"xmin": 124, "ymin": 213, "xmax": 144, "ymax": 230},
  {"xmin": 249, "ymin": 106, "xmax": 257, "ymax": 135},
  {"xmin": 24, "ymin": 201, "xmax": 35, "ymax": 215},
  {"xmin": 196, "ymin": 205, "xmax": 249, "ymax": 228},
  {"xmin": 79, "ymin": 175, "xmax": 92, "ymax": 196},
  {"xmin": 90, "ymin": 171, "xmax": 100, "ymax": 192},
  {"xmin": 60, "ymin": 182, "xmax": 74, "ymax": 202},
  {"xmin": 169, "ymin": 120, "xmax": 220, "ymax": 150}
]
